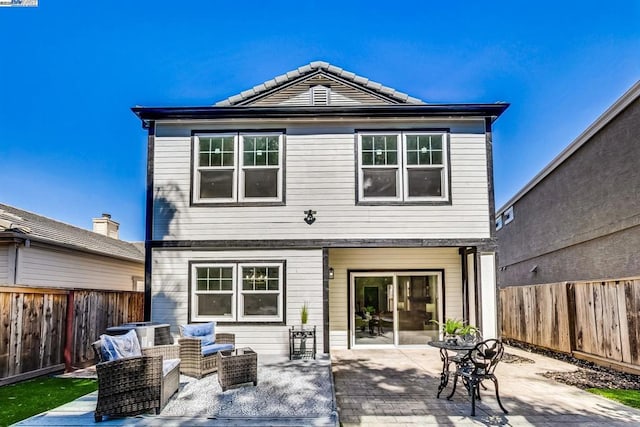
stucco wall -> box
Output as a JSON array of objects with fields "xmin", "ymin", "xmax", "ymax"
[{"xmin": 497, "ymin": 96, "xmax": 640, "ymax": 286}]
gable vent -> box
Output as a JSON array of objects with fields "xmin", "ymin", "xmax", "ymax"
[{"xmin": 311, "ymin": 85, "xmax": 330, "ymax": 105}]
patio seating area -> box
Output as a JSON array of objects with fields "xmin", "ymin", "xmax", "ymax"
[{"xmin": 14, "ymin": 344, "xmax": 640, "ymax": 426}]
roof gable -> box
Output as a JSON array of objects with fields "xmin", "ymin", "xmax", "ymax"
[{"xmin": 215, "ymin": 61, "xmax": 424, "ymax": 107}]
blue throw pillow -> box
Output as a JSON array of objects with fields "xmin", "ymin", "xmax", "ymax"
[
  {"xmin": 181, "ymin": 322, "xmax": 216, "ymax": 345},
  {"xmin": 100, "ymin": 329, "xmax": 142, "ymax": 361}
]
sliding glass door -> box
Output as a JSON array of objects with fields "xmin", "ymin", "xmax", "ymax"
[
  {"xmin": 396, "ymin": 274, "xmax": 439, "ymax": 345},
  {"xmin": 351, "ymin": 271, "xmax": 441, "ymax": 347},
  {"xmin": 353, "ymin": 275, "xmax": 395, "ymax": 346}
]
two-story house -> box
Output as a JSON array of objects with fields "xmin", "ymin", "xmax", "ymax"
[{"xmin": 132, "ymin": 62, "xmax": 508, "ymax": 356}]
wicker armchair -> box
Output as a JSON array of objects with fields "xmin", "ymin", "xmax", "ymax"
[
  {"xmin": 178, "ymin": 333, "xmax": 235, "ymax": 379},
  {"xmin": 91, "ymin": 341, "xmax": 180, "ymax": 422}
]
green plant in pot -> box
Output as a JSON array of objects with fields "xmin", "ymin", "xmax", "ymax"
[
  {"xmin": 300, "ymin": 302, "xmax": 309, "ymax": 328},
  {"xmin": 432, "ymin": 318, "xmax": 464, "ymax": 343},
  {"xmin": 299, "ymin": 302, "xmax": 310, "ymax": 354},
  {"xmin": 458, "ymin": 324, "xmax": 480, "ymax": 343}
]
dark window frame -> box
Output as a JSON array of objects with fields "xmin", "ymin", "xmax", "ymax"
[
  {"xmin": 355, "ymin": 128, "xmax": 452, "ymax": 206},
  {"xmin": 188, "ymin": 259, "xmax": 287, "ymax": 325},
  {"xmin": 190, "ymin": 130, "xmax": 286, "ymax": 207}
]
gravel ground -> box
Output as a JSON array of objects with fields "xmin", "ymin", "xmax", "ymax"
[
  {"xmin": 161, "ymin": 357, "xmax": 335, "ymax": 418},
  {"xmin": 505, "ymin": 340, "xmax": 640, "ymax": 390}
]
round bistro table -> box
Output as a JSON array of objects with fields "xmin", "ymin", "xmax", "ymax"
[{"xmin": 428, "ymin": 340, "xmax": 476, "ymax": 398}]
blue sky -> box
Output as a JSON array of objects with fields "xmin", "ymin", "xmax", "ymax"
[{"xmin": 1, "ymin": 1, "xmax": 638, "ymax": 241}]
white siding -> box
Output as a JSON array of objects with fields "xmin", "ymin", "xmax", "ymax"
[
  {"xmin": 0, "ymin": 245, "xmax": 9, "ymax": 283},
  {"xmin": 151, "ymin": 248, "xmax": 324, "ymax": 356},
  {"xmin": 153, "ymin": 120, "xmax": 490, "ymax": 241},
  {"xmin": 17, "ymin": 245, "xmax": 143, "ymax": 291},
  {"xmin": 328, "ymin": 247, "xmax": 463, "ymax": 349}
]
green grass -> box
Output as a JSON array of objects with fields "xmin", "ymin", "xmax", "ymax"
[
  {"xmin": 0, "ymin": 376, "xmax": 97, "ymax": 426},
  {"xmin": 588, "ymin": 388, "xmax": 640, "ymax": 409}
]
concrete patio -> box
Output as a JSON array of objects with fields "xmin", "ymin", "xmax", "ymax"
[{"xmin": 14, "ymin": 345, "xmax": 640, "ymax": 426}]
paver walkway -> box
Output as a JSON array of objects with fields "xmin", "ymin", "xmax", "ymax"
[{"xmin": 332, "ymin": 345, "xmax": 640, "ymax": 426}]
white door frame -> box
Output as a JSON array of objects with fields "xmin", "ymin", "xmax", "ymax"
[{"xmin": 349, "ymin": 270, "xmax": 444, "ymax": 348}]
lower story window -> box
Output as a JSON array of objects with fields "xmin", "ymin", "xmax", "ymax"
[{"xmin": 191, "ymin": 261, "xmax": 284, "ymax": 322}]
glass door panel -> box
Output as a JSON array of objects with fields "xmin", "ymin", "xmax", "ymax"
[
  {"xmin": 396, "ymin": 275, "xmax": 439, "ymax": 345},
  {"xmin": 354, "ymin": 276, "xmax": 395, "ymax": 346}
]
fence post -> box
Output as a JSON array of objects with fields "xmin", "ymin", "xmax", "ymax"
[
  {"xmin": 566, "ymin": 282, "xmax": 577, "ymax": 354},
  {"xmin": 63, "ymin": 290, "xmax": 74, "ymax": 372}
]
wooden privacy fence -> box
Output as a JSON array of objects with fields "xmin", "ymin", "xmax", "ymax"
[
  {"xmin": 500, "ymin": 277, "xmax": 640, "ymax": 373},
  {"xmin": 0, "ymin": 286, "xmax": 143, "ymax": 385}
]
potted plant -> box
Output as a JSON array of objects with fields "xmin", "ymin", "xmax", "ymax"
[
  {"xmin": 300, "ymin": 302, "xmax": 309, "ymax": 329},
  {"xmin": 298, "ymin": 302, "xmax": 310, "ymax": 354},
  {"xmin": 432, "ymin": 318, "xmax": 464, "ymax": 343},
  {"xmin": 458, "ymin": 324, "xmax": 480, "ymax": 344}
]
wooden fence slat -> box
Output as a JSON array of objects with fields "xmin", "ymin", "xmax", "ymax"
[
  {"xmin": 9, "ymin": 293, "xmax": 24, "ymax": 376},
  {"xmin": 0, "ymin": 292, "xmax": 11, "ymax": 378},
  {"xmin": 39, "ymin": 293, "xmax": 52, "ymax": 369},
  {"xmin": 626, "ymin": 280, "xmax": 640, "ymax": 365}
]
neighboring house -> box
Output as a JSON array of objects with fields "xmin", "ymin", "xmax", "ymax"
[
  {"xmin": 132, "ymin": 61, "xmax": 508, "ymax": 355},
  {"xmin": 496, "ymin": 80, "xmax": 640, "ymax": 287},
  {"xmin": 0, "ymin": 204, "xmax": 144, "ymax": 291}
]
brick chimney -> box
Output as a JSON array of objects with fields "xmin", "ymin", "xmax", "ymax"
[{"xmin": 92, "ymin": 213, "xmax": 119, "ymax": 239}]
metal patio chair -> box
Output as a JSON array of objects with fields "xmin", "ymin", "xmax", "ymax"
[{"xmin": 447, "ymin": 338, "xmax": 508, "ymax": 416}]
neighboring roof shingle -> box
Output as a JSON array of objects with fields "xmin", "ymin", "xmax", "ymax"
[
  {"xmin": 0, "ymin": 203, "xmax": 144, "ymax": 263},
  {"xmin": 215, "ymin": 61, "xmax": 425, "ymax": 106}
]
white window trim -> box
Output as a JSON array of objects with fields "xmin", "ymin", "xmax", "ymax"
[
  {"xmin": 503, "ymin": 206, "xmax": 514, "ymax": 225},
  {"xmin": 193, "ymin": 132, "xmax": 283, "ymax": 204},
  {"xmin": 496, "ymin": 214, "xmax": 504, "ymax": 231},
  {"xmin": 402, "ymin": 132, "xmax": 449, "ymax": 202},
  {"xmin": 357, "ymin": 131, "xmax": 449, "ymax": 203},
  {"xmin": 193, "ymin": 134, "xmax": 238, "ymax": 204},
  {"xmin": 191, "ymin": 263, "xmax": 236, "ymax": 322},
  {"xmin": 238, "ymin": 262, "xmax": 284, "ymax": 322},
  {"xmin": 238, "ymin": 133, "xmax": 283, "ymax": 203},
  {"xmin": 191, "ymin": 261, "xmax": 284, "ymax": 323},
  {"xmin": 357, "ymin": 132, "xmax": 402, "ymax": 202}
]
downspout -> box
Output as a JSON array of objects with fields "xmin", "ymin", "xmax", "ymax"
[
  {"xmin": 322, "ymin": 248, "xmax": 330, "ymax": 354},
  {"xmin": 474, "ymin": 250, "xmax": 482, "ymax": 332},
  {"xmin": 13, "ymin": 243, "xmax": 19, "ymax": 284},
  {"xmin": 459, "ymin": 247, "xmax": 469, "ymax": 323},
  {"xmin": 144, "ymin": 120, "xmax": 156, "ymax": 322}
]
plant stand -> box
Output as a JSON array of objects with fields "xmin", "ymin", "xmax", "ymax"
[{"xmin": 289, "ymin": 325, "xmax": 316, "ymax": 360}]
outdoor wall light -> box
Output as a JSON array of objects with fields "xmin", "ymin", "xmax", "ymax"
[
  {"xmin": 304, "ymin": 209, "xmax": 316, "ymax": 225},
  {"xmin": 530, "ymin": 265, "xmax": 538, "ymax": 273},
  {"xmin": 329, "ymin": 267, "xmax": 334, "ymax": 279}
]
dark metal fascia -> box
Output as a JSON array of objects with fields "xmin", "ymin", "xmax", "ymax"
[{"xmin": 131, "ymin": 104, "xmax": 509, "ymax": 121}]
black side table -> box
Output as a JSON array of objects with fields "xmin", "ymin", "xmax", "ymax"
[{"xmin": 289, "ymin": 325, "xmax": 316, "ymax": 360}]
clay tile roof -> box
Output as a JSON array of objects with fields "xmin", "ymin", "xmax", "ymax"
[{"xmin": 215, "ymin": 61, "xmax": 425, "ymax": 106}]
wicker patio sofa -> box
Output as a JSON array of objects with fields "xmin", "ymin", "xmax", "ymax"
[
  {"xmin": 178, "ymin": 323, "xmax": 235, "ymax": 379},
  {"xmin": 91, "ymin": 339, "xmax": 180, "ymax": 422}
]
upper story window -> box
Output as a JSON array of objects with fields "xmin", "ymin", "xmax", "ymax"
[
  {"xmin": 503, "ymin": 206, "xmax": 514, "ymax": 224},
  {"xmin": 357, "ymin": 131, "xmax": 449, "ymax": 203},
  {"xmin": 193, "ymin": 132, "xmax": 284, "ymax": 205}
]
